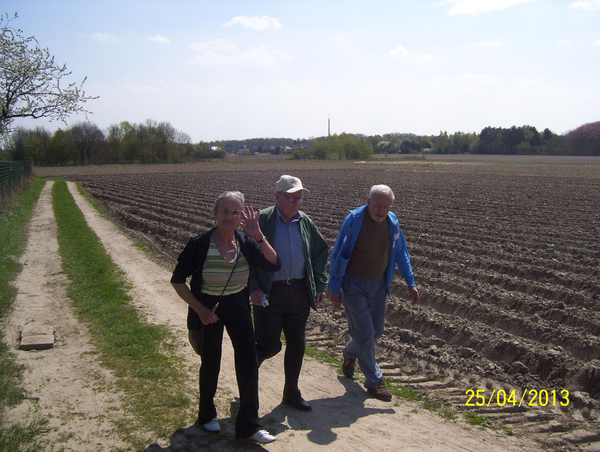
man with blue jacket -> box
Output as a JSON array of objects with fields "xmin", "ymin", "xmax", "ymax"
[{"xmin": 328, "ymin": 184, "xmax": 419, "ymax": 401}]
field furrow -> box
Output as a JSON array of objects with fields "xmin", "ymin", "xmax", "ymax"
[{"xmin": 67, "ymin": 161, "xmax": 599, "ymax": 421}]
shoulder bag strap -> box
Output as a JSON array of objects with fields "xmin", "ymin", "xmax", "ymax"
[{"xmin": 211, "ymin": 243, "xmax": 240, "ymax": 313}]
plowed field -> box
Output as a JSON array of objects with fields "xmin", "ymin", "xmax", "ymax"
[{"xmin": 39, "ymin": 157, "xmax": 600, "ymax": 450}]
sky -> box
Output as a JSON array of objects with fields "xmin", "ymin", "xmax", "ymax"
[{"xmin": 4, "ymin": 0, "xmax": 600, "ymax": 142}]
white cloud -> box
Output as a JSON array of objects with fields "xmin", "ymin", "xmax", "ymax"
[
  {"xmin": 240, "ymin": 46, "xmax": 292, "ymax": 64},
  {"xmin": 556, "ymin": 39, "xmax": 574, "ymax": 46},
  {"xmin": 189, "ymin": 39, "xmax": 237, "ymax": 53},
  {"xmin": 456, "ymin": 72, "xmax": 501, "ymax": 85},
  {"xmin": 332, "ymin": 33, "xmax": 351, "ymax": 44},
  {"xmin": 593, "ymin": 39, "xmax": 600, "ymax": 46},
  {"xmin": 419, "ymin": 54, "xmax": 437, "ymax": 63},
  {"xmin": 223, "ymin": 15, "xmax": 283, "ymax": 31},
  {"xmin": 569, "ymin": 0, "xmax": 600, "ymax": 11},
  {"xmin": 389, "ymin": 45, "xmax": 409, "ymax": 58},
  {"xmin": 149, "ymin": 34, "xmax": 171, "ymax": 44},
  {"xmin": 189, "ymin": 40, "xmax": 292, "ymax": 65},
  {"xmin": 190, "ymin": 52, "xmax": 234, "ymax": 65},
  {"xmin": 91, "ymin": 33, "xmax": 117, "ymax": 42},
  {"xmin": 472, "ymin": 41, "xmax": 504, "ymax": 47},
  {"xmin": 431, "ymin": 0, "xmax": 534, "ymax": 17}
]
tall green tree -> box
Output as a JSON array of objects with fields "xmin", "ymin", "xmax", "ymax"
[
  {"xmin": 308, "ymin": 133, "xmax": 372, "ymax": 160},
  {"xmin": 24, "ymin": 126, "xmax": 51, "ymax": 165},
  {"xmin": 436, "ymin": 131, "xmax": 449, "ymax": 154},
  {"xmin": 48, "ymin": 129, "xmax": 77, "ymax": 166},
  {"xmin": 541, "ymin": 128, "xmax": 555, "ymax": 144},
  {"xmin": 566, "ymin": 121, "xmax": 600, "ymax": 155},
  {"xmin": 68, "ymin": 121, "xmax": 104, "ymax": 165},
  {"xmin": 447, "ymin": 131, "xmax": 478, "ymax": 154},
  {"xmin": 122, "ymin": 135, "xmax": 142, "ymax": 163},
  {"xmin": 376, "ymin": 141, "xmax": 390, "ymax": 153},
  {"xmin": 4, "ymin": 126, "xmax": 27, "ymax": 159},
  {"xmin": 107, "ymin": 123, "xmax": 124, "ymax": 163}
]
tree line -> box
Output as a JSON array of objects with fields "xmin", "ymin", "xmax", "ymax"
[
  {"xmin": 293, "ymin": 122, "xmax": 599, "ymax": 159},
  {"xmin": 365, "ymin": 122, "xmax": 600, "ymax": 157},
  {"xmin": 0, "ymin": 119, "xmax": 226, "ymax": 166},
  {"xmin": 1, "ymin": 120, "xmax": 599, "ymax": 165}
]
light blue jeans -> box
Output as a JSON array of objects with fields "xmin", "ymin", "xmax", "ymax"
[{"xmin": 341, "ymin": 272, "xmax": 387, "ymax": 389}]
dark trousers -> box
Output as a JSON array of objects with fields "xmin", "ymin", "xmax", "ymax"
[
  {"xmin": 253, "ymin": 279, "xmax": 311, "ymax": 401},
  {"xmin": 189, "ymin": 290, "xmax": 261, "ymax": 439}
]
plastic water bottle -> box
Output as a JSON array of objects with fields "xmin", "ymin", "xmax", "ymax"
[{"xmin": 261, "ymin": 294, "xmax": 269, "ymax": 307}]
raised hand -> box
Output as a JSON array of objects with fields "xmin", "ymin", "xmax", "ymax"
[{"xmin": 239, "ymin": 205, "xmax": 263, "ymax": 241}]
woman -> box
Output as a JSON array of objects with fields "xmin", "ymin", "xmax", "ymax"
[{"xmin": 171, "ymin": 191, "xmax": 280, "ymax": 444}]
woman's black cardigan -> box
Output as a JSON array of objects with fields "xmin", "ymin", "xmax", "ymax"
[{"xmin": 171, "ymin": 227, "xmax": 281, "ymax": 330}]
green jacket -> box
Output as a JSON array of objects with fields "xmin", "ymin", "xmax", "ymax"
[{"xmin": 249, "ymin": 205, "xmax": 328, "ymax": 309}]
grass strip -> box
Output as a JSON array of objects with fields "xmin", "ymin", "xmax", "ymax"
[
  {"xmin": 51, "ymin": 180, "xmax": 192, "ymax": 449},
  {"xmin": 0, "ymin": 176, "xmax": 46, "ymax": 452},
  {"xmin": 423, "ymin": 400, "xmax": 456, "ymax": 420},
  {"xmin": 464, "ymin": 411, "xmax": 488, "ymax": 426},
  {"xmin": 305, "ymin": 342, "xmax": 340, "ymax": 366}
]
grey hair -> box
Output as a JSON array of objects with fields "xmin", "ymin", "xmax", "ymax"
[
  {"xmin": 369, "ymin": 184, "xmax": 395, "ymax": 201},
  {"xmin": 214, "ymin": 191, "xmax": 245, "ymax": 212}
]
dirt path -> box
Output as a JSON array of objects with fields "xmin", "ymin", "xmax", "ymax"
[
  {"xmin": 3, "ymin": 180, "xmax": 541, "ymax": 451},
  {"xmin": 3, "ymin": 181, "xmax": 130, "ymax": 451}
]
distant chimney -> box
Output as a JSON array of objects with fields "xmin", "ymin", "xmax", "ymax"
[{"xmin": 328, "ymin": 115, "xmax": 330, "ymax": 136}]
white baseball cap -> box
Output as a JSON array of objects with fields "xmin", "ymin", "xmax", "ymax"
[{"xmin": 275, "ymin": 175, "xmax": 309, "ymax": 193}]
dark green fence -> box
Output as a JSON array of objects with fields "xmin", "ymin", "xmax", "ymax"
[{"xmin": 0, "ymin": 160, "xmax": 33, "ymax": 211}]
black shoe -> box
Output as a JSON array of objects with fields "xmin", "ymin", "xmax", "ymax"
[
  {"xmin": 342, "ymin": 351, "xmax": 356, "ymax": 379},
  {"xmin": 282, "ymin": 396, "xmax": 312, "ymax": 412}
]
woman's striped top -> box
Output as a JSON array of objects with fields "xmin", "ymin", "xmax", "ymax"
[{"xmin": 200, "ymin": 238, "xmax": 249, "ymax": 296}]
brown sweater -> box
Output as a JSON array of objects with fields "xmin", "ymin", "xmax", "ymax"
[{"xmin": 346, "ymin": 212, "xmax": 391, "ymax": 278}]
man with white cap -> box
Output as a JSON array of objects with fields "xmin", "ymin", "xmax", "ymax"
[{"xmin": 250, "ymin": 175, "xmax": 328, "ymax": 412}]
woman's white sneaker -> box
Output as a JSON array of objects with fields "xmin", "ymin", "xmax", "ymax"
[
  {"xmin": 246, "ymin": 429, "xmax": 276, "ymax": 444},
  {"xmin": 202, "ymin": 417, "xmax": 220, "ymax": 433}
]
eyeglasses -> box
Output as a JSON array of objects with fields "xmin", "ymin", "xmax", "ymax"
[
  {"xmin": 217, "ymin": 209, "xmax": 241, "ymax": 217},
  {"xmin": 279, "ymin": 192, "xmax": 303, "ymax": 204},
  {"xmin": 372, "ymin": 204, "xmax": 392, "ymax": 210}
]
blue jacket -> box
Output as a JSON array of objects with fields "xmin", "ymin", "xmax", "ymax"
[{"xmin": 328, "ymin": 205, "xmax": 415, "ymax": 295}]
